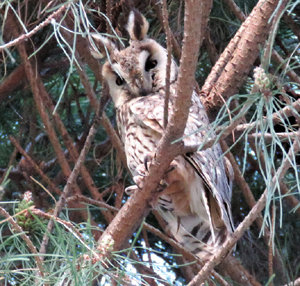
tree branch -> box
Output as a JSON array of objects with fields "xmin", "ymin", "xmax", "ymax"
[
  {"xmin": 9, "ymin": 136, "xmax": 62, "ymax": 196},
  {"xmin": 97, "ymin": 0, "xmax": 212, "ymax": 253},
  {"xmin": 160, "ymin": 0, "xmax": 173, "ymax": 129},
  {"xmin": 200, "ymin": 0, "xmax": 287, "ymax": 115},
  {"xmin": 0, "ymin": 3, "xmax": 68, "ymax": 51}
]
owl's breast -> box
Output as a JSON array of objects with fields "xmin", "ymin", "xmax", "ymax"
[{"xmin": 116, "ymin": 105, "xmax": 161, "ymax": 176}]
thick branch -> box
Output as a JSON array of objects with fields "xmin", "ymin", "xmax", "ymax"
[
  {"xmin": 97, "ymin": 0, "xmax": 212, "ymax": 252},
  {"xmin": 201, "ymin": 0, "xmax": 287, "ymax": 115}
]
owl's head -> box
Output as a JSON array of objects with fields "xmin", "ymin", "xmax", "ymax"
[{"xmin": 91, "ymin": 10, "xmax": 178, "ymax": 108}]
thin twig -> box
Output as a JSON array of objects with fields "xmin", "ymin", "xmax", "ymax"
[
  {"xmin": 39, "ymin": 102, "xmax": 102, "ymax": 257},
  {"xmin": 161, "ymin": 0, "xmax": 173, "ymax": 129},
  {"xmin": 223, "ymin": 0, "xmax": 246, "ymax": 22},
  {"xmin": 272, "ymin": 49, "xmax": 300, "ymax": 85},
  {"xmin": 9, "ymin": 136, "xmax": 62, "ymax": 196},
  {"xmin": 0, "ymin": 146, "xmax": 17, "ymax": 186},
  {"xmin": 142, "ymin": 228, "xmax": 153, "ymax": 271},
  {"xmin": 31, "ymin": 208, "xmax": 84, "ymax": 240},
  {"xmin": 128, "ymin": 250, "xmax": 164, "ymax": 286},
  {"xmin": 0, "ymin": 4, "xmax": 68, "ymax": 51},
  {"xmin": 106, "ymin": 0, "xmax": 112, "ymax": 35},
  {"xmin": 247, "ymin": 131, "xmax": 297, "ymax": 141},
  {"xmin": 283, "ymin": 12, "xmax": 300, "ymax": 42},
  {"xmin": 150, "ymin": 0, "xmax": 181, "ymax": 60},
  {"xmin": 268, "ymin": 205, "xmax": 275, "ymax": 286}
]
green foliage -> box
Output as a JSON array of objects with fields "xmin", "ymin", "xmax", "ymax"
[{"xmin": 0, "ymin": 206, "xmax": 187, "ymax": 285}]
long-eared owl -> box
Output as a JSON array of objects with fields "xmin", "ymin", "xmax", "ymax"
[{"xmin": 91, "ymin": 9, "xmax": 234, "ymax": 261}]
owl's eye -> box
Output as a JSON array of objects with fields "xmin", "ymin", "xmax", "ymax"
[
  {"xmin": 145, "ymin": 56, "xmax": 157, "ymax": 72},
  {"xmin": 116, "ymin": 76, "xmax": 125, "ymax": 86}
]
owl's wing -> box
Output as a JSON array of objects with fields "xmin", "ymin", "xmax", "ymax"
[
  {"xmin": 182, "ymin": 93, "xmax": 234, "ymax": 233},
  {"xmin": 129, "ymin": 91, "xmax": 234, "ymax": 255}
]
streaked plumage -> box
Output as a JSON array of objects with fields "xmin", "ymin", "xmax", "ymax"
[{"xmin": 92, "ymin": 10, "xmax": 234, "ymax": 261}]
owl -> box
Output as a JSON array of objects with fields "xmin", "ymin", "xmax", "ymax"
[{"xmin": 91, "ymin": 10, "xmax": 234, "ymax": 261}]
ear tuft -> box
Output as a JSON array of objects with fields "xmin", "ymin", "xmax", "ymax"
[
  {"xmin": 126, "ymin": 9, "xmax": 149, "ymax": 41},
  {"xmin": 90, "ymin": 33, "xmax": 116, "ymax": 59}
]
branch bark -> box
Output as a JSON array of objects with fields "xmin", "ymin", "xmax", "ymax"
[
  {"xmin": 97, "ymin": 0, "xmax": 212, "ymax": 252},
  {"xmin": 200, "ymin": 0, "xmax": 287, "ymax": 117}
]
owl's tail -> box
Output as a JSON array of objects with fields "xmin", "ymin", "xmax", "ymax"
[{"xmin": 157, "ymin": 207, "xmax": 232, "ymax": 262}]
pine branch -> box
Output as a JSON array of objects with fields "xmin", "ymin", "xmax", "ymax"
[
  {"xmin": 200, "ymin": 0, "xmax": 288, "ymax": 115},
  {"xmin": 0, "ymin": 3, "xmax": 68, "ymax": 51},
  {"xmin": 0, "ymin": 206, "xmax": 47, "ymax": 285}
]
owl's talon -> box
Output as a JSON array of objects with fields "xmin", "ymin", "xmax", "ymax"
[
  {"xmin": 158, "ymin": 179, "xmax": 169, "ymax": 192},
  {"xmin": 125, "ymin": 185, "xmax": 139, "ymax": 195},
  {"xmin": 165, "ymin": 165, "xmax": 176, "ymax": 174},
  {"xmin": 133, "ymin": 174, "xmax": 144, "ymax": 189},
  {"xmin": 137, "ymin": 170, "xmax": 147, "ymax": 177},
  {"xmin": 144, "ymin": 153, "xmax": 154, "ymax": 172}
]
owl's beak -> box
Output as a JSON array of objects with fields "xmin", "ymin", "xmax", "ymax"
[
  {"xmin": 131, "ymin": 73, "xmax": 152, "ymax": 96},
  {"xmin": 139, "ymin": 88, "xmax": 148, "ymax": 97}
]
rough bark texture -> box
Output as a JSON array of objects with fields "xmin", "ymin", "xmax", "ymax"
[{"xmin": 200, "ymin": 0, "xmax": 286, "ymax": 117}]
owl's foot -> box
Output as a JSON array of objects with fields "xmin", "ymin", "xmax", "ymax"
[
  {"xmin": 143, "ymin": 153, "xmax": 176, "ymax": 176},
  {"xmin": 126, "ymin": 153, "xmax": 178, "ymax": 195},
  {"xmin": 124, "ymin": 166, "xmax": 148, "ymax": 196},
  {"xmin": 131, "ymin": 167, "xmax": 169, "ymax": 192},
  {"xmin": 143, "ymin": 152, "xmax": 154, "ymax": 172},
  {"xmin": 132, "ymin": 154, "xmax": 177, "ymax": 192}
]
